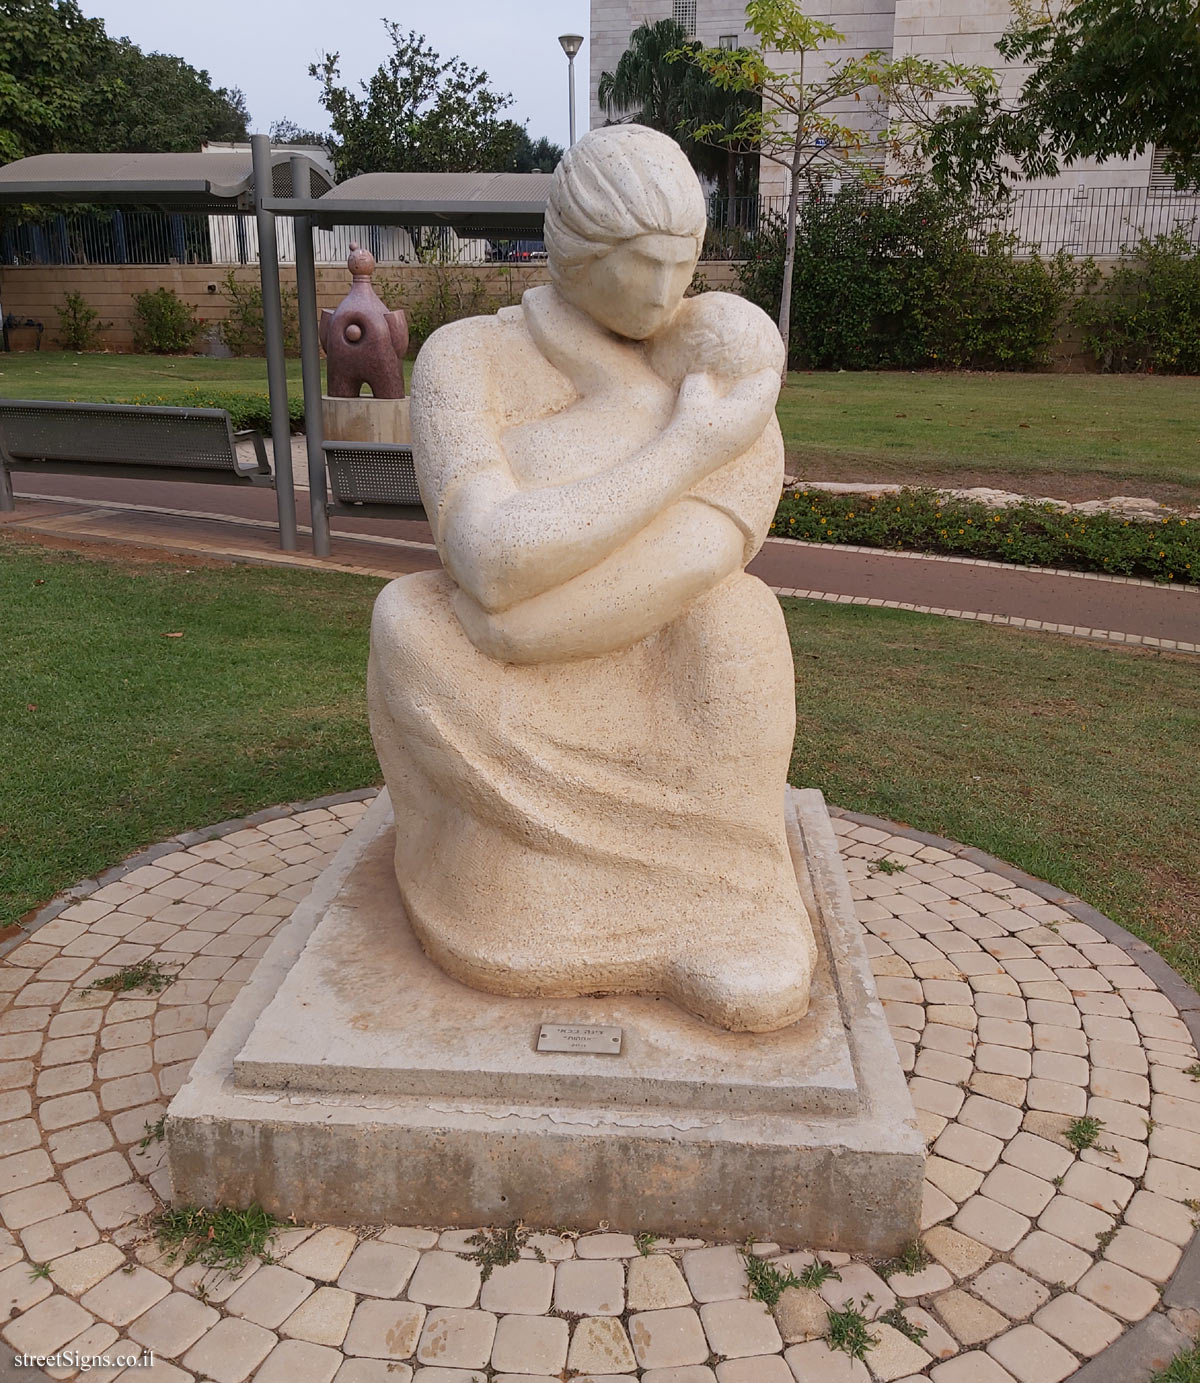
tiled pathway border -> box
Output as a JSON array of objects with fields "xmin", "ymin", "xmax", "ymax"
[{"xmin": 3, "ymin": 791, "xmax": 1200, "ymax": 1382}]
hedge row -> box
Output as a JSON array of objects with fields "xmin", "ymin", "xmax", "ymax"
[{"xmin": 770, "ymin": 488, "xmax": 1197, "ymax": 584}]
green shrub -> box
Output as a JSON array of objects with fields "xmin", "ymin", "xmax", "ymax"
[
  {"xmin": 103, "ymin": 388, "xmax": 304, "ymax": 433},
  {"xmin": 772, "ymin": 487, "xmax": 1197, "ymax": 584},
  {"xmin": 56, "ymin": 291, "xmax": 110, "ymax": 351},
  {"xmin": 218, "ymin": 269, "xmax": 300, "ymax": 357},
  {"xmin": 737, "ymin": 184, "xmax": 1074, "ymax": 371},
  {"xmin": 1072, "ymin": 232, "xmax": 1200, "ymax": 373},
  {"xmin": 131, "ymin": 287, "xmax": 203, "ymax": 355}
]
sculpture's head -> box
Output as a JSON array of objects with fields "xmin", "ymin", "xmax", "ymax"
[{"xmin": 545, "ymin": 125, "xmax": 706, "ymax": 341}]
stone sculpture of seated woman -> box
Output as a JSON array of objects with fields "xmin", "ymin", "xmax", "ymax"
[{"xmin": 367, "ymin": 125, "xmax": 817, "ymax": 1033}]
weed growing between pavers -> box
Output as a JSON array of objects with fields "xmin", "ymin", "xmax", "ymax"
[
  {"xmin": 634, "ymin": 1231, "xmax": 657, "ymax": 1255},
  {"xmin": 799, "ymin": 1258, "xmax": 841, "ymax": 1290},
  {"xmin": 825, "ymin": 1299, "xmax": 877, "ymax": 1360},
  {"xmin": 742, "ymin": 1251, "xmax": 802, "ymax": 1307},
  {"xmin": 878, "ymin": 1240, "xmax": 932, "ymax": 1278},
  {"xmin": 1066, "ymin": 1115, "xmax": 1105, "ymax": 1151},
  {"xmin": 155, "ymin": 1204, "xmax": 279, "ymax": 1276},
  {"xmin": 89, "ymin": 959, "xmax": 178, "ymax": 994},
  {"xmin": 878, "ymin": 1303, "xmax": 928, "ymax": 1344},
  {"xmin": 462, "ymin": 1224, "xmax": 545, "ymax": 1281}
]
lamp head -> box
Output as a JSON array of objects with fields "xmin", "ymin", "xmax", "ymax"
[{"xmin": 558, "ymin": 33, "xmax": 584, "ymax": 58}]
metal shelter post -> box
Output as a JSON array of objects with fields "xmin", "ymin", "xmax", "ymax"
[
  {"xmin": 291, "ymin": 155, "xmax": 331, "ymax": 559},
  {"xmin": 252, "ymin": 134, "xmax": 297, "ymax": 551}
]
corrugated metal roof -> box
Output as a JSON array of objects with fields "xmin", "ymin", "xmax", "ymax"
[
  {"xmin": 0, "ymin": 151, "xmax": 332, "ymax": 206},
  {"xmin": 321, "ymin": 171, "xmax": 551, "ymax": 205}
]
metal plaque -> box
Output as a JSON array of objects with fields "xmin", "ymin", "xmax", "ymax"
[{"xmin": 536, "ymin": 1023, "xmax": 623, "ymax": 1055}]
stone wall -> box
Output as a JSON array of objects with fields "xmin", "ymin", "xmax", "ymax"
[{"xmin": 0, "ymin": 261, "xmax": 745, "ymax": 354}]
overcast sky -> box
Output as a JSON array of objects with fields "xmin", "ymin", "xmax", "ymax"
[{"xmin": 83, "ymin": 1, "xmax": 591, "ymax": 149}]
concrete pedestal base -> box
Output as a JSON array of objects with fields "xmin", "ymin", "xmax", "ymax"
[
  {"xmin": 321, "ymin": 395, "xmax": 411, "ymax": 445},
  {"xmin": 167, "ymin": 789, "xmax": 924, "ymax": 1254}
]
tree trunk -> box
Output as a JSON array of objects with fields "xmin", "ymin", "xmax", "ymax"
[
  {"xmin": 777, "ymin": 158, "xmax": 802, "ymax": 385},
  {"xmin": 726, "ymin": 148, "xmax": 737, "ymax": 229}
]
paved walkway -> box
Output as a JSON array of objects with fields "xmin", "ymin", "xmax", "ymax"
[
  {"xmin": 3, "ymin": 793, "xmax": 1200, "ymax": 1381},
  {"xmin": 4, "ymin": 475, "xmax": 1197, "ymax": 653}
]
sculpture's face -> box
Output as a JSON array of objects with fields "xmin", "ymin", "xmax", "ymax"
[{"xmin": 560, "ymin": 233, "xmax": 699, "ymax": 341}]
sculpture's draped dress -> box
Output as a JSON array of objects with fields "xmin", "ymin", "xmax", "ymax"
[{"xmin": 367, "ymin": 289, "xmax": 815, "ymax": 1030}]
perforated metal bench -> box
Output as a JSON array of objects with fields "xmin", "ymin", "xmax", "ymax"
[
  {"xmin": 0, "ymin": 399, "xmax": 272, "ymax": 511},
  {"xmin": 323, "ymin": 441, "xmax": 426, "ymax": 520}
]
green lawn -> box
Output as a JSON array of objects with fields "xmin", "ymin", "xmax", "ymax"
[
  {"xmin": 3, "ymin": 536, "xmax": 1198, "ymax": 999},
  {"xmin": 1, "ymin": 353, "xmax": 1197, "ymax": 505},
  {"xmin": 780, "ymin": 371, "xmax": 1200, "ymax": 505}
]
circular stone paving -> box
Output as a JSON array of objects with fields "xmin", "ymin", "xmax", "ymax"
[{"xmin": 3, "ymin": 792, "xmax": 1200, "ymax": 1383}]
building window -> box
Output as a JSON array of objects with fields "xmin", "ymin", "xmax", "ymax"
[
  {"xmin": 719, "ymin": 33, "xmax": 740, "ymax": 49},
  {"xmin": 673, "ymin": 0, "xmax": 698, "ymax": 37},
  {"xmin": 1149, "ymin": 145, "xmax": 1195, "ymax": 195}
]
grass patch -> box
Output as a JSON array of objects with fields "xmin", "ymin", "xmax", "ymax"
[
  {"xmin": 155, "ymin": 1204, "xmax": 278, "ymax": 1275},
  {"xmin": 3, "ymin": 543, "xmax": 1198, "ymax": 1018},
  {"xmin": 461, "ymin": 1225, "xmax": 543, "ymax": 1282},
  {"xmin": 777, "ymin": 370, "xmax": 1200, "ymax": 505},
  {"xmin": 878, "ymin": 1303, "xmax": 927, "ymax": 1344},
  {"xmin": 635, "ymin": 1232, "xmax": 657, "ymax": 1255},
  {"xmin": 799, "ymin": 1259, "xmax": 841, "ymax": 1290},
  {"xmin": 1154, "ymin": 1345, "xmax": 1200, "ymax": 1383},
  {"xmin": 879, "ymin": 1241, "xmax": 932, "ymax": 1279},
  {"xmin": 825, "ymin": 1300, "xmax": 877, "ymax": 1360},
  {"xmin": 782, "ymin": 600, "xmax": 1200, "ymax": 991},
  {"xmin": 1065, "ymin": 1116, "xmax": 1105, "ymax": 1152},
  {"xmin": 743, "ymin": 1252, "xmax": 802, "ymax": 1308},
  {"xmin": 0, "ymin": 539, "xmax": 381, "ymax": 927},
  {"xmin": 0, "ymin": 353, "xmax": 311, "ymax": 401},
  {"xmin": 88, "ymin": 959, "xmax": 177, "ymax": 994}
]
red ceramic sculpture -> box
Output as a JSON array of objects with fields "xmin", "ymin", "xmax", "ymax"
[{"xmin": 318, "ymin": 242, "xmax": 409, "ymax": 399}]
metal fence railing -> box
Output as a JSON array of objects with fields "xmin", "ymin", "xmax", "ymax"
[{"xmin": 3, "ymin": 185, "xmax": 1198, "ymax": 268}]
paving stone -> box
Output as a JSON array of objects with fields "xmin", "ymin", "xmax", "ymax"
[
  {"xmin": 21, "ymin": 1209, "xmax": 99, "ymax": 1261},
  {"xmin": 490, "ymin": 1313, "xmax": 568, "ymax": 1372},
  {"xmin": 49, "ymin": 1243, "xmax": 127, "ymax": 1295},
  {"xmin": 567, "ymin": 1315, "xmax": 638, "ymax": 1372},
  {"xmin": 986, "ymin": 1324, "xmax": 1078, "ymax": 1383},
  {"xmin": 699, "ymin": 1298, "xmax": 781, "ymax": 1358},
  {"xmin": 173, "ymin": 1258, "xmax": 261, "ymax": 1305},
  {"xmin": 888, "ymin": 1264, "xmax": 953, "ymax": 1299},
  {"xmin": 181, "ymin": 1317, "xmax": 278, "ymax": 1382},
  {"xmin": 629, "ymin": 1308, "xmax": 710, "ymax": 1368},
  {"xmin": 681, "ymin": 1245, "xmax": 747, "ymax": 1302},
  {"xmin": 923, "ymin": 1226, "xmax": 992, "ymax": 1278},
  {"xmin": 343, "ymin": 1299, "xmax": 426, "ymax": 1357},
  {"xmin": 715, "ymin": 1357, "xmax": 793, "ymax": 1383},
  {"xmin": 627, "ymin": 1253, "xmax": 692, "ymax": 1311},
  {"xmin": 279, "ymin": 1286, "xmax": 356, "ymax": 1346},
  {"xmin": 96, "ymin": 1047, "xmax": 153, "ymax": 1080},
  {"xmin": 63, "ymin": 1151, "xmax": 132, "ymax": 1200},
  {"xmin": 254, "ymin": 1340, "xmax": 342, "ymax": 1383},
  {"xmin": 1026, "ymin": 1079, "xmax": 1088, "ymax": 1116},
  {"xmin": 1076, "ymin": 1260, "xmax": 1161, "ymax": 1321},
  {"xmin": 415, "ymin": 1307, "xmax": 497, "ymax": 1368},
  {"xmin": 933, "ymin": 1124, "xmax": 1004, "ymax": 1172},
  {"xmin": 337, "ymin": 1241, "xmax": 419, "ymax": 1298},
  {"xmin": 979, "ymin": 1165, "xmax": 1055, "ymax": 1218},
  {"xmin": 931, "ymin": 1350, "xmax": 1018, "ymax": 1382},
  {"xmin": 915, "ymin": 1050, "xmax": 974, "ymax": 1085},
  {"xmin": 0, "ymin": 1258, "xmax": 52, "ymax": 1316},
  {"xmin": 923, "ymin": 1181, "xmax": 958, "ymax": 1229},
  {"xmin": 407, "ymin": 1251, "xmax": 482, "ymax": 1308},
  {"xmin": 972, "ymin": 1264, "xmax": 1050, "ymax": 1319},
  {"xmin": 128, "ymin": 1291, "xmax": 220, "ymax": 1356},
  {"xmin": 1103, "ymin": 1224, "xmax": 1182, "ymax": 1282},
  {"xmin": 933, "ymin": 1290, "xmax": 1010, "ymax": 1346},
  {"xmin": 333, "ymin": 1359, "xmax": 413, "ymax": 1383},
  {"xmin": 554, "ymin": 1258, "xmax": 624, "ymax": 1316},
  {"xmin": 81, "ymin": 1266, "xmax": 171, "ymax": 1325},
  {"xmin": 772, "ymin": 1284, "xmax": 829, "ymax": 1343},
  {"xmin": 0, "ymin": 1180, "xmax": 71, "ymax": 1229},
  {"xmin": 953, "ymin": 1196, "xmax": 1030, "ymax": 1251},
  {"xmin": 2, "ymin": 1293, "xmax": 93, "ymax": 1354},
  {"xmin": 478, "ymin": 1259, "xmax": 554, "ymax": 1315},
  {"xmin": 576, "ymin": 1232, "xmax": 639, "ymax": 1258},
  {"xmin": 44, "ymin": 1321, "xmax": 121, "ymax": 1380},
  {"xmin": 226, "ymin": 1263, "xmax": 315, "ymax": 1327},
  {"xmin": 99, "ymin": 1073, "xmax": 159, "ymax": 1112},
  {"xmin": 867, "ymin": 1321, "xmax": 933, "ymax": 1381},
  {"xmin": 924, "ymin": 1155, "xmax": 984, "ymax": 1203},
  {"xmin": 819, "ymin": 1262, "xmax": 895, "ymax": 1318},
  {"xmin": 975, "ymin": 1045, "xmax": 1032, "ymax": 1078},
  {"xmin": 1037, "ymin": 1194, "xmax": 1115, "ymax": 1251},
  {"xmin": 1059, "ymin": 1161, "xmax": 1134, "ymax": 1214},
  {"xmin": 782, "ymin": 1338, "xmax": 870, "ymax": 1380},
  {"xmin": 909, "ymin": 1077, "xmax": 965, "ymax": 1119},
  {"xmin": 1001, "ymin": 1133, "xmax": 1074, "ymax": 1183},
  {"xmin": 1032, "ymin": 1293, "xmax": 1122, "ymax": 1356},
  {"xmin": 0, "ymin": 1146, "xmax": 53, "ymax": 1194},
  {"xmin": 379, "ymin": 1226, "xmax": 439, "ymax": 1251},
  {"xmin": 1124, "ymin": 1189, "xmax": 1198, "ymax": 1246},
  {"xmin": 87, "ymin": 1181, "xmax": 156, "ymax": 1230}
]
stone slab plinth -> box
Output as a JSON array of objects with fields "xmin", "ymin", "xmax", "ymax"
[
  {"xmin": 321, "ymin": 396, "xmax": 411, "ymax": 445},
  {"xmin": 167, "ymin": 788, "xmax": 924, "ymax": 1254}
]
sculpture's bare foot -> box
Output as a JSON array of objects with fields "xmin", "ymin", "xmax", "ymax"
[{"xmin": 663, "ymin": 924, "xmax": 815, "ymax": 1034}]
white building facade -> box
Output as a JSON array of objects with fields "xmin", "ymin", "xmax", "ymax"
[{"xmin": 589, "ymin": 0, "xmax": 1193, "ymax": 254}]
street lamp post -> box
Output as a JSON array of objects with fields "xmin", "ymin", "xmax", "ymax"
[{"xmin": 558, "ymin": 34, "xmax": 584, "ymax": 146}]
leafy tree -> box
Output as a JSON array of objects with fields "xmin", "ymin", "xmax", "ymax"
[
  {"xmin": 0, "ymin": 0, "xmax": 113, "ymax": 162},
  {"xmin": 598, "ymin": 19, "xmax": 759, "ymax": 211},
  {"xmin": 506, "ymin": 127, "xmax": 563, "ymax": 173},
  {"xmin": 270, "ymin": 118, "xmax": 336, "ymax": 156},
  {"xmin": 310, "ymin": 23, "xmax": 519, "ymax": 178},
  {"xmin": 0, "ymin": 0, "xmax": 247, "ymax": 163},
  {"xmin": 929, "ymin": 0, "xmax": 1200, "ymax": 193},
  {"xmin": 679, "ymin": 0, "xmax": 996, "ymax": 364}
]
